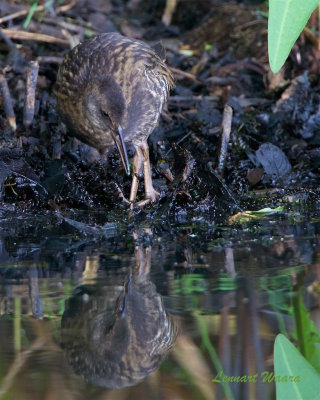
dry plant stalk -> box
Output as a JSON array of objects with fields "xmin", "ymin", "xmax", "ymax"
[
  {"xmin": 23, "ymin": 60, "xmax": 39, "ymax": 128},
  {"xmin": 217, "ymin": 104, "xmax": 233, "ymax": 178},
  {"xmin": 162, "ymin": 0, "xmax": 178, "ymax": 26}
]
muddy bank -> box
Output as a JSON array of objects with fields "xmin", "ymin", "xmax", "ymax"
[{"xmin": 0, "ymin": 0, "xmax": 320, "ymax": 230}]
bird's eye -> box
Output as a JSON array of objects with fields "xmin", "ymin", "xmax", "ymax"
[{"xmin": 101, "ymin": 110, "xmax": 111, "ymax": 122}]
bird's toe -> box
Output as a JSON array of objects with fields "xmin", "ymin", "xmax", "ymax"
[{"xmin": 146, "ymin": 188, "xmax": 160, "ymax": 203}]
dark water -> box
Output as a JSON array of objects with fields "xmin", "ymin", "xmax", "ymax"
[{"xmin": 0, "ymin": 208, "xmax": 319, "ymax": 400}]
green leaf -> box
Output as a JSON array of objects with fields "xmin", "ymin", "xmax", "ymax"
[
  {"xmin": 268, "ymin": 0, "xmax": 319, "ymax": 73},
  {"xmin": 195, "ymin": 313, "xmax": 235, "ymax": 400},
  {"xmin": 174, "ymin": 274, "xmax": 206, "ymax": 295},
  {"xmin": 292, "ymin": 293, "xmax": 320, "ymax": 373},
  {"xmin": 274, "ymin": 334, "xmax": 320, "ymax": 400},
  {"xmin": 229, "ymin": 206, "xmax": 284, "ymax": 224}
]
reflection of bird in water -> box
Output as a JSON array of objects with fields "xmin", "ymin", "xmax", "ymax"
[
  {"xmin": 54, "ymin": 33, "xmax": 173, "ymax": 206},
  {"xmin": 61, "ymin": 234, "xmax": 178, "ymax": 388}
]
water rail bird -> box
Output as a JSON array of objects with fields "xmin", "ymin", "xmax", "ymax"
[{"xmin": 54, "ymin": 32, "xmax": 173, "ymax": 206}]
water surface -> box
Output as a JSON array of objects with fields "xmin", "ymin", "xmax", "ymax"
[{"xmin": 0, "ymin": 209, "xmax": 319, "ymax": 400}]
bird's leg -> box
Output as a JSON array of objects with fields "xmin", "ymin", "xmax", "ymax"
[
  {"xmin": 133, "ymin": 229, "xmax": 152, "ymax": 277},
  {"xmin": 137, "ymin": 142, "xmax": 160, "ymax": 206},
  {"xmin": 129, "ymin": 145, "xmax": 143, "ymax": 206}
]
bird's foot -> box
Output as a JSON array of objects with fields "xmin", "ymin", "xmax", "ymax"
[
  {"xmin": 135, "ymin": 187, "xmax": 160, "ymax": 207},
  {"xmin": 146, "ymin": 187, "xmax": 160, "ymax": 202},
  {"xmin": 112, "ymin": 182, "xmax": 130, "ymax": 205}
]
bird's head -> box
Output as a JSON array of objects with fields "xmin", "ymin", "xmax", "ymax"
[{"xmin": 84, "ymin": 75, "xmax": 130, "ymax": 175}]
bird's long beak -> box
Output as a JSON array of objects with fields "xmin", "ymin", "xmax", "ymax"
[{"xmin": 112, "ymin": 126, "xmax": 130, "ymax": 176}]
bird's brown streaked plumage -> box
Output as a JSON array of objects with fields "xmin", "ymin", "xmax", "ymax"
[
  {"xmin": 61, "ymin": 273, "xmax": 178, "ymax": 389},
  {"xmin": 61, "ymin": 238, "xmax": 178, "ymax": 389},
  {"xmin": 54, "ymin": 33, "xmax": 174, "ymax": 205}
]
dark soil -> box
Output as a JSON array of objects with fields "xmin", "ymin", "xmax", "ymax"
[{"xmin": 1, "ymin": 0, "xmax": 320, "ymax": 232}]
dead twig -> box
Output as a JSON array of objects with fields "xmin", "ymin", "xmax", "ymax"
[
  {"xmin": 56, "ymin": 0, "xmax": 76, "ymax": 14},
  {"xmin": 0, "ymin": 0, "xmax": 76, "ymax": 24},
  {"xmin": 61, "ymin": 28, "xmax": 79, "ymax": 48},
  {"xmin": 0, "ymin": 73, "xmax": 16, "ymax": 132},
  {"xmin": 162, "ymin": 0, "xmax": 178, "ymax": 26},
  {"xmin": 169, "ymin": 95, "xmax": 219, "ymax": 104},
  {"xmin": 37, "ymin": 56, "xmax": 63, "ymax": 64},
  {"xmin": 158, "ymin": 164, "xmax": 174, "ymax": 182},
  {"xmin": 0, "ymin": 28, "xmax": 26, "ymax": 72},
  {"xmin": 165, "ymin": 132, "xmax": 192, "ymax": 156},
  {"xmin": 216, "ymin": 104, "xmax": 233, "ymax": 178},
  {"xmin": 170, "ymin": 66, "xmax": 201, "ymax": 83},
  {"xmin": 23, "ymin": 60, "xmax": 39, "ymax": 128},
  {"xmin": 0, "ymin": 6, "xmax": 44, "ymax": 25},
  {"xmin": 215, "ymin": 60, "xmax": 266, "ymax": 76},
  {"xmin": 0, "ymin": 27, "xmax": 15, "ymax": 49},
  {"xmin": 44, "ymin": 18, "xmax": 87, "ymax": 34},
  {"xmin": 2, "ymin": 29, "xmax": 69, "ymax": 45},
  {"xmin": 303, "ymin": 26, "xmax": 319, "ymax": 49}
]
